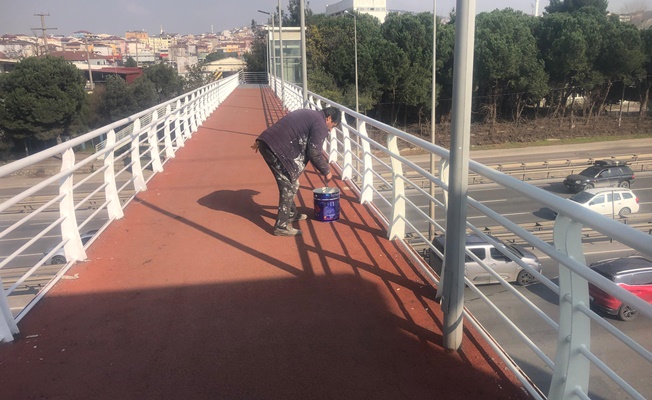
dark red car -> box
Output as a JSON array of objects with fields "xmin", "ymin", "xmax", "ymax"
[{"xmin": 589, "ymin": 256, "xmax": 652, "ymax": 321}]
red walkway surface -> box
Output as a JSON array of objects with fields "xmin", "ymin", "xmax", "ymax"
[{"xmin": 0, "ymin": 87, "xmax": 531, "ymax": 399}]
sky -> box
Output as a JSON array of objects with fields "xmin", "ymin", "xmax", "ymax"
[{"xmin": 0, "ymin": 0, "xmax": 642, "ymax": 37}]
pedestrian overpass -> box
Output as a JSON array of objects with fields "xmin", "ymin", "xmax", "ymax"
[{"xmin": 1, "ymin": 72, "xmax": 651, "ymax": 399}]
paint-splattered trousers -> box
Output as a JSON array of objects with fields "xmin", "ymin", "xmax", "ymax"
[{"xmin": 258, "ymin": 141, "xmax": 300, "ymax": 229}]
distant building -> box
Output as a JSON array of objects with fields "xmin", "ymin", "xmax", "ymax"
[
  {"xmin": 261, "ymin": 27, "xmax": 303, "ymax": 84},
  {"xmin": 0, "ymin": 51, "xmax": 19, "ymax": 73},
  {"xmin": 175, "ymin": 55, "xmax": 199, "ymax": 76},
  {"xmin": 617, "ymin": 10, "xmax": 652, "ymax": 29},
  {"xmin": 204, "ymin": 57, "xmax": 246, "ymax": 73},
  {"xmin": 125, "ymin": 31, "xmax": 149, "ymax": 42},
  {"xmin": 325, "ymin": 0, "xmax": 387, "ymax": 23}
]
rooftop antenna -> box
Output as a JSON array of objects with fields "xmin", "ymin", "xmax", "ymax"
[{"xmin": 31, "ymin": 13, "xmax": 57, "ymax": 55}]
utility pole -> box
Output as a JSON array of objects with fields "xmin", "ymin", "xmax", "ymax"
[
  {"xmin": 84, "ymin": 35, "xmax": 95, "ymax": 90},
  {"xmin": 32, "ymin": 13, "xmax": 57, "ymax": 55}
]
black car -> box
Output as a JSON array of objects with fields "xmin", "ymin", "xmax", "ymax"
[{"xmin": 563, "ymin": 160, "xmax": 634, "ymax": 193}]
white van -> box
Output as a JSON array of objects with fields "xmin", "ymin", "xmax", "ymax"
[{"xmin": 569, "ymin": 187, "xmax": 639, "ymax": 217}]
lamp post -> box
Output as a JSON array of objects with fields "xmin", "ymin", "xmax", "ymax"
[
  {"xmin": 344, "ymin": 10, "xmax": 359, "ymax": 113},
  {"xmin": 429, "ymin": 0, "xmax": 437, "ymax": 241},
  {"xmin": 344, "ymin": 10, "xmax": 360, "ymax": 181},
  {"xmin": 299, "ymin": 0, "xmax": 308, "ymax": 108},
  {"xmin": 278, "ymin": 0, "xmax": 285, "ymax": 108},
  {"xmin": 257, "ymin": 10, "xmax": 276, "ymax": 93}
]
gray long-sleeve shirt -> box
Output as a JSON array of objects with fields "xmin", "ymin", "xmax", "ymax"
[{"xmin": 257, "ymin": 109, "xmax": 331, "ymax": 182}]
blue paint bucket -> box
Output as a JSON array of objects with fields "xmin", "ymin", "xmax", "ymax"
[{"xmin": 313, "ymin": 187, "xmax": 340, "ymax": 221}]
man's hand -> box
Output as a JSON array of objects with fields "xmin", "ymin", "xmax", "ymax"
[{"xmin": 251, "ymin": 141, "xmax": 259, "ymax": 153}]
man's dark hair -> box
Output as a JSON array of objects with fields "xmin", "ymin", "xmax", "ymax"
[{"xmin": 322, "ymin": 107, "xmax": 341, "ymax": 126}]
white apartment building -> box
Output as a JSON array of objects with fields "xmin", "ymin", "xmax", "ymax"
[{"xmin": 325, "ymin": 0, "xmax": 387, "ymax": 23}]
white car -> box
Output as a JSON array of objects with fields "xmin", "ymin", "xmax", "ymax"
[{"xmin": 569, "ymin": 187, "xmax": 639, "ymax": 217}]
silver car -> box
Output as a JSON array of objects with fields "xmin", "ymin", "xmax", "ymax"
[{"xmin": 429, "ymin": 234, "xmax": 542, "ymax": 285}]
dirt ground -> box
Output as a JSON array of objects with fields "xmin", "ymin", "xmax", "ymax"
[{"xmin": 403, "ymin": 115, "xmax": 652, "ymax": 149}]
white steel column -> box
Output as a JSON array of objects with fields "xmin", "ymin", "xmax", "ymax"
[{"xmin": 441, "ymin": 0, "xmax": 476, "ymax": 351}]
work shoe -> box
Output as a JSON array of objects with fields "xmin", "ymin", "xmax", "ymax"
[
  {"xmin": 290, "ymin": 213, "xmax": 308, "ymax": 222},
  {"xmin": 273, "ymin": 226, "xmax": 303, "ymax": 236}
]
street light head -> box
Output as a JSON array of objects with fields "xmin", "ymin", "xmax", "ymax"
[{"xmin": 257, "ymin": 10, "xmax": 270, "ymax": 15}]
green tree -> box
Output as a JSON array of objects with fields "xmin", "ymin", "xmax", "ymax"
[
  {"xmin": 638, "ymin": 28, "xmax": 652, "ymax": 118},
  {"xmin": 474, "ymin": 9, "xmax": 548, "ymax": 125},
  {"xmin": 434, "ymin": 20, "xmax": 456, "ymax": 122},
  {"xmin": 96, "ymin": 75, "xmax": 136, "ymax": 124},
  {"xmin": 304, "ymin": 22, "xmax": 344, "ymax": 102},
  {"xmin": 284, "ymin": 0, "xmax": 313, "ymax": 27},
  {"xmin": 536, "ymin": 11, "xmax": 603, "ymax": 120},
  {"xmin": 124, "ymin": 57, "xmax": 137, "ymax": 67},
  {"xmin": 594, "ymin": 16, "xmax": 645, "ymax": 121},
  {"xmin": 0, "ymin": 55, "xmax": 87, "ymax": 154},
  {"xmin": 306, "ymin": 13, "xmax": 383, "ymax": 113},
  {"xmin": 185, "ymin": 61, "xmax": 213, "ymax": 91},
  {"xmin": 142, "ymin": 63, "xmax": 185, "ymax": 102},
  {"xmin": 546, "ymin": 0, "xmax": 609, "ymax": 14},
  {"xmin": 381, "ymin": 13, "xmax": 434, "ymax": 126},
  {"xmin": 130, "ymin": 76, "xmax": 158, "ymax": 110}
]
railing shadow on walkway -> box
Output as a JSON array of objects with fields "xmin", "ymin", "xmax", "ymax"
[{"xmin": 0, "ymin": 85, "xmax": 531, "ymax": 399}]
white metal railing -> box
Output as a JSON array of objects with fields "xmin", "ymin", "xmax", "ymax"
[
  {"xmin": 0, "ymin": 73, "xmax": 239, "ymax": 333},
  {"xmin": 271, "ymin": 75, "xmax": 652, "ymax": 400},
  {"xmin": 2, "ymin": 72, "xmax": 651, "ymax": 399}
]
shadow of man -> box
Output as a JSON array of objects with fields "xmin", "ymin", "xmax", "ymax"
[{"xmin": 197, "ymin": 189, "xmax": 276, "ymax": 233}]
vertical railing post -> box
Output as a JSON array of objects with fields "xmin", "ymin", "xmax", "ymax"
[
  {"xmin": 163, "ymin": 105, "xmax": 175, "ymax": 159},
  {"xmin": 130, "ymin": 119, "xmax": 147, "ymax": 192},
  {"xmin": 328, "ymin": 123, "xmax": 338, "ymax": 163},
  {"xmin": 341, "ymin": 111, "xmax": 353, "ymax": 180},
  {"xmin": 198, "ymin": 88, "xmax": 207, "ymax": 123},
  {"xmin": 0, "ymin": 277, "xmax": 19, "ymax": 342},
  {"xmin": 148, "ymin": 110, "xmax": 163, "ymax": 173},
  {"xmin": 359, "ymin": 121, "xmax": 373, "ymax": 204},
  {"xmin": 387, "ymin": 134, "xmax": 406, "ymax": 240},
  {"xmin": 182, "ymin": 96, "xmax": 192, "ymax": 140},
  {"xmin": 189, "ymin": 93, "xmax": 198, "ymax": 133},
  {"xmin": 59, "ymin": 148, "xmax": 86, "ymax": 263},
  {"xmin": 174, "ymin": 99, "xmax": 185, "ymax": 148},
  {"xmin": 103, "ymin": 129, "xmax": 124, "ymax": 221},
  {"xmin": 549, "ymin": 215, "xmax": 591, "ymax": 399}
]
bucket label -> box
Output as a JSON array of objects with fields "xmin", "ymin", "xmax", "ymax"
[{"xmin": 313, "ymin": 187, "xmax": 340, "ymax": 221}]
